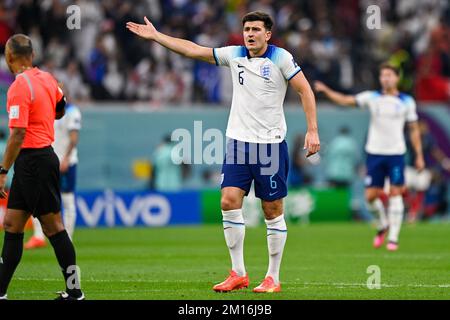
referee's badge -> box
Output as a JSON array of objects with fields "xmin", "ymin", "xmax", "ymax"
[{"xmin": 9, "ymin": 105, "xmax": 20, "ymax": 119}]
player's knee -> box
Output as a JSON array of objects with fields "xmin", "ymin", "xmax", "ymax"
[
  {"xmin": 389, "ymin": 187, "xmax": 404, "ymax": 197},
  {"xmin": 221, "ymin": 196, "xmax": 241, "ymax": 211},
  {"xmin": 263, "ymin": 210, "xmax": 281, "ymax": 220},
  {"xmin": 262, "ymin": 202, "xmax": 283, "ymax": 220},
  {"xmin": 365, "ymin": 191, "xmax": 379, "ymax": 203}
]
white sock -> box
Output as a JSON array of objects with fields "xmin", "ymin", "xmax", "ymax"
[
  {"xmin": 222, "ymin": 209, "xmax": 246, "ymax": 277},
  {"xmin": 32, "ymin": 217, "xmax": 45, "ymax": 240},
  {"xmin": 388, "ymin": 196, "xmax": 404, "ymax": 243},
  {"xmin": 62, "ymin": 193, "xmax": 76, "ymax": 240},
  {"xmin": 265, "ymin": 214, "xmax": 287, "ymax": 285},
  {"xmin": 367, "ymin": 198, "xmax": 389, "ymax": 231}
]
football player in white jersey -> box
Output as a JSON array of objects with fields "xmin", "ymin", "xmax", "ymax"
[
  {"xmin": 315, "ymin": 63, "xmax": 425, "ymax": 251},
  {"xmin": 25, "ymin": 96, "xmax": 81, "ymax": 249},
  {"xmin": 127, "ymin": 11, "xmax": 320, "ymax": 293}
]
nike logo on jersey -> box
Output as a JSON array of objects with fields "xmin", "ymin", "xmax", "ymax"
[{"xmin": 269, "ymin": 191, "xmax": 279, "ymax": 196}]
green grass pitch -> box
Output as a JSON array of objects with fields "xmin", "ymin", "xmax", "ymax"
[{"xmin": 1, "ymin": 222, "xmax": 449, "ymax": 300}]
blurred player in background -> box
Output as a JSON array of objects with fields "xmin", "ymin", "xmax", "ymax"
[
  {"xmin": 315, "ymin": 63, "xmax": 424, "ymax": 251},
  {"xmin": 405, "ymin": 120, "xmax": 450, "ymax": 222},
  {"xmin": 127, "ymin": 11, "xmax": 320, "ymax": 292},
  {"xmin": 0, "ymin": 34, "xmax": 83, "ymax": 300},
  {"xmin": 25, "ymin": 89, "xmax": 82, "ymax": 249}
]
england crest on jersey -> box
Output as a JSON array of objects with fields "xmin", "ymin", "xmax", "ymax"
[{"xmin": 260, "ymin": 64, "xmax": 271, "ymax": 79}]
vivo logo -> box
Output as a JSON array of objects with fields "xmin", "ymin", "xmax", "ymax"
[{"xmin": 76, "ymin": 190, "xmax": 171, "ymax": 227}]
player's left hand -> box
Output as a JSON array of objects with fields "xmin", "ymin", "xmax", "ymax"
[
  {"xmin": 0, "ymin": 174, "xmax": 8, "ymax": 198},
  {"xmin": 415, "ymin": 155, "xmax": 425, "ymax": 172},
  {"xmin": 304, "ymin": 130, "xmax": 320, "ymax": 157}
]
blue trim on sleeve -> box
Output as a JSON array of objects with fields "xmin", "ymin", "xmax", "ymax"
[
  {"xmin": 356, "ymin": 90, "xmax": 381, "ymax": 108},
  {"xmin": 287, "ymin": 67, "xmax": 302, "ymax": 80},
  {"xmin": 239, "ymin": 46, "xmax": 247, "ymax": 58},
  {"xmin": 65, "ymin": 103, "xmax": 79, "ymax": 115},
  {"xmin": 398, "ymin": 92, "xmax": 414, "ymax": 104},
  {"xmin": 212, "ymin": 48, "xmax": 219, "ymax": 66}
]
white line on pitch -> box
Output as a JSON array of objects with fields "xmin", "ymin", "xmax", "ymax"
[{"xmin": 14, "ymin": 278, "xmax": 450, "ymax": 288}]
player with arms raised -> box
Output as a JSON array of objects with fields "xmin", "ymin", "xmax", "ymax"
[
  {"xmin": 127, "ymin": 11, "xmax": 320, "ymax": 292},
  {"xmin": 315, "ymin": 64, "xmax": 424, "ymax": 251}
]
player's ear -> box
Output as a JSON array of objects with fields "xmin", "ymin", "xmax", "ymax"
[{"xmin": 265, "ymin": 30, "xmax": 272, "ymax": 42}]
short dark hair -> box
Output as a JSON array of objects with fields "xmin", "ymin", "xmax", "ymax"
[
  {"xmin": 7, "ymin": 34, "xmax": 33, "ymax": 58},
  {"xmin": 379, "ymin": 62, "xmax": 400, "ymax": 76},
  {"xmin": 242, "ymin": 11, "xmax": 273, "ymax": 31}
]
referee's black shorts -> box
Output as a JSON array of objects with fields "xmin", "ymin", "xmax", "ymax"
[{"xmin": 7, "ymin": 146, "xmax": 61, "ymax": 217}]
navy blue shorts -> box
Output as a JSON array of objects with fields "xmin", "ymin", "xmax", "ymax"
[
  {"xmin": 221, "ymin": 139, "xmax": 289, "ymax": 201},
  {"xmin": 365, "ymin": 153, "xmax": 405, "ymax": 188},
  {"xmin": 60, "ymin": 164, "xmax": 77, "ymax": 193}
]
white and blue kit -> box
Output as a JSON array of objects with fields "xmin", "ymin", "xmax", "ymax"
[
  {"xmin": 53, "ymin": 103, "xmax": 82, "ymax": 193},
  {"xmin": 355, "ymin": 91, "xmax": 418, "ymax": 188},
  {"xmin": 213, "ymin": 44, "xmax": 301, "ymax": 200}
]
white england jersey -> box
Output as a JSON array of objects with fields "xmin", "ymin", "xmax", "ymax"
[
  {"xmin": 213, "ymin": 45, "xmax": 302, "ymax": 143},
  {"xmin": 355, "ymin": 91, "xmax": 418, "ymax": 155},
  {"xmin": 53, "ymin": 104, "xmax": 82, "ymax": 165}
]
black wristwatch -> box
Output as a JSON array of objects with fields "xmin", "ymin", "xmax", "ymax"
[{"xmin": 0, "ymin": 166, "xmax": 9, "ymax": 175}]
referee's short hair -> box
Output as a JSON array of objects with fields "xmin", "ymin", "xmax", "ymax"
[{"xmin": 6, "ymin": 34, "xmax": 33, "ymax": 59}]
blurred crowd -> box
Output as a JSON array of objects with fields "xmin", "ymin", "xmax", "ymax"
[{"xmin": 0, "ymin": 0, "xmax": 449, "ymax": 105}]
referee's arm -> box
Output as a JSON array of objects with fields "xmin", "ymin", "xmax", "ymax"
[
  {"xmin": 0, "ymin": 127, "xmax": 26, "ymax": 198},
  {"xmin": 55, "ymin": 95, "xmax": 66, "ymax": 119}
]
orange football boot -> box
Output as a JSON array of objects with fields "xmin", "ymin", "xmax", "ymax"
[
  {"xmin": 253, "ymin": 276, "xmax": 281, "ymax": 293},
  {"xmin": 24, "ymin": 236, "xmax": 47, "ymax": 249},
  {"xmin": 213, "ymin": 270, "xmax": 249, "ymax": 292}
]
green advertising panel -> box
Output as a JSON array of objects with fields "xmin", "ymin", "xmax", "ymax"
[{"xmin": 201, "ymin": 187, "xmax": 351, "ymax": 224}]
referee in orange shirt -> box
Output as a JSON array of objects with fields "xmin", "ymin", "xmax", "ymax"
[{"xmin": 0, "ymin": 34, "xmax": 84, "ymax": 300}]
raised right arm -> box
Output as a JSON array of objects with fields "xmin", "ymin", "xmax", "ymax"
[
  {"xmin": 127, "ymin": 16, "xmax": 215, "ymax": 64},
  {"xmin": 314, "ymin": 81, "xmax": 357, "ymax": 107}
]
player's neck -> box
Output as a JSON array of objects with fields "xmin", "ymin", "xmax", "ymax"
[
  {"xmin": 248, "ymin": 43, "xmax": 269, "ymax": 58},
  {"xmin": 382, "ymin": 88, "xmax": 399, "ymax": 96}
]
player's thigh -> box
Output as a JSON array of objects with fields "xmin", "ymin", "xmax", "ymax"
[
  {"xmin": 60, "ymin": 165, "xmax": 77, "ymax": 193},
  {"xmin": 365, "ymin": 154, "xmax": 387, "ymax": 189},
  {"xmin": 221, "ymin": 158, "xmax": 253, "ymax": 210},
  {"xmin": 221, "ymin": 187, "xmax": 246, "ymax": 210},
  {"xmin": 252, "ymin": 141, "xmax": 289, "ymax": 202},
  {"xmin": 388, "ymin": 155, "xmax": 405, "ymax": 187},
  {"xmin": 2, "ymin": 209, "xmax": 31, "ymax": 233},
  {"xmin": 261, "ymin": 198, "xmax": 284, "ymax": 220},
  {"xmin": 38, "ymin": 212, "xmax": 65, "ymax": 237}
]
